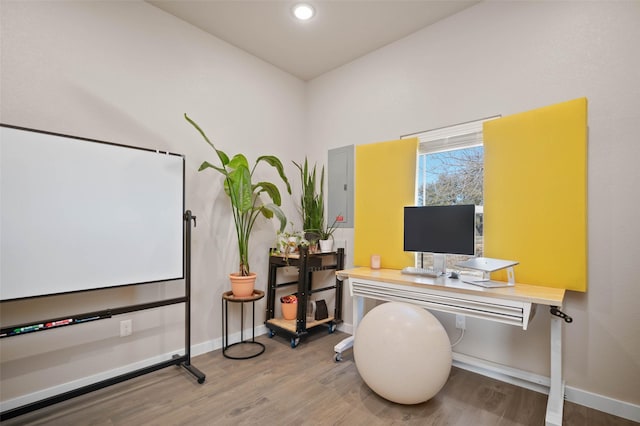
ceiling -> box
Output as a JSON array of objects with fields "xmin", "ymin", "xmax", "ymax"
[{"xmin": 148, "ymin": 1, "xmax": 479, "ymax": 81}]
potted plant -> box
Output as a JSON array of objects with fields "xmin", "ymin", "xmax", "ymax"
[
  {"xmin": 293, "ymin": 158, "xmax": 324, "ymax": 245},
  {"xmin": 280, "ymin": 294, "xmax": 298, "ymax": 320},
  {"xmin": 273, "ymin": 227, "xmax": 310, "ymax": 263},
  {"xmin": 275, "ymin": 229, "xmax": 303, "ymax": 255},
  {"xmin": 318, "ymin": 215, "xmax": 339, "ymax": 253},
  {"xmin": 186, "ymin": 114, "xmax": 291, "ymax": 297}
]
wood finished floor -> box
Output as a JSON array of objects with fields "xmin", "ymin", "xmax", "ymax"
[{"xmin": 3, "ymin": 330, "xmax": 636, "ymax": 425}]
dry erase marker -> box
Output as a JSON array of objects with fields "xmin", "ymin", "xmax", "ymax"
[
  {"xmin": 75, "ymin": 316, "xmax": 101, "ymax": 323},
  {"xmin": 15, "ymin": 324, "xmax": 43, "ymax": 333},
  {"xmin": 46, "ymin": 319, "xmax": 73, "ymax": 328}
]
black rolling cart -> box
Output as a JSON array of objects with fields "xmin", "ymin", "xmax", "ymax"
[
  {"xmin": 265, "ymin": 246, "xmax": 344, "ymax": 348},
  {"xmin": 222, "ymin": 290, "xmax": 266, "ymax": 359}
]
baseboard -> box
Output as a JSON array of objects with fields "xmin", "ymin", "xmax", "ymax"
[
  {"xmin": 191, "ymin": 324, "xmax": 269, "ymax": 356},
  {"xmin": 452, "ymin": 352, "xmax": 551, "ymax": 395},
  {"xmin": 564, "ymin": 386, "xmax": 640, "ymax": 423},
  {"xmin": 336, "ymin": 322, "xmax": 353, "ymax": 335},
  {"xmin": 452, "ymin": 351, "xmax": 640, "ymax": 423}
]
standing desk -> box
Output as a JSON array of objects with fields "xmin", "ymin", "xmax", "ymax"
[{"xmin": 334, "ymin": 267, "xmax": 568, "ymax": 426}]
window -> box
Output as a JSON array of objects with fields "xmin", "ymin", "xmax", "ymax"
[{"xmin": 402, "ymin": 116, "xmax": 498, "ymax": 268}]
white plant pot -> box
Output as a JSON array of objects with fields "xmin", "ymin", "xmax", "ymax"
[{"xmin": 319, "ymin": 239, "xmax": 333, "ymax": 253}]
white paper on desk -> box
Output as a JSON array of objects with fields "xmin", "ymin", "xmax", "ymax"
[{"xmin": 462, "ymin": 279, "xmax": 514, "ymax": 288}]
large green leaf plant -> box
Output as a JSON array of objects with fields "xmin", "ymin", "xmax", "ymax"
[{"xmin": 186, "ymin": 114, "xmax": 291, "ymax": 276}]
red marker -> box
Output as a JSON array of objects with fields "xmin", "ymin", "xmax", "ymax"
[{"xmin": 45, "ymin": 319, "xmax": 73, "ymax": 328}]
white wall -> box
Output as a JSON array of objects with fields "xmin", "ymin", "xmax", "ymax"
[
  {"xmin": 308, "ymin": 0, "xmax": 640, "ymax": 407},
  {"xmin": 0, "ymin": 0, "xmax": 306, "ymax": 405}
]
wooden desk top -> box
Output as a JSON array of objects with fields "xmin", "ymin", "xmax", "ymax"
[{"xmin": 337, "ymin": 267, "xmax": 565, "ymax": 307}]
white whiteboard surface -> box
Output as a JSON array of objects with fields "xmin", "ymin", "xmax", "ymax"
[{"xmin": 0, "ymin": 125, "xmax": 184, "ymax": 301}]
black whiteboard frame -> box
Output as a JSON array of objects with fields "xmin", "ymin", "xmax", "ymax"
[{"xmin": 0, "ymin": 124, "xmax": 185, "ymax": 301}]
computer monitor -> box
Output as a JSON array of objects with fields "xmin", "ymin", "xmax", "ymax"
[{"xmin": 403, "ymin": 204, "xmax": 476, "ymax": 275}]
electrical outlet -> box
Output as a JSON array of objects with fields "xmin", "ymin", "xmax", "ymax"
[
  {"xmin": 120, "ymin": 319, "xmax": 132, "ymax": 337},
  {"xmin": 455, "ymin": 315, "xmax": 466, "ymax": 330}
]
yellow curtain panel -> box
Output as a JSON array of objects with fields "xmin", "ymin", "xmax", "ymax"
[
  {"xmin": 483, "ymin": 98, "xmax": 588, "ymax": 291},
  {"xmin": 354, "ymin": 138, "xmax": 418, "ymax": 269}
]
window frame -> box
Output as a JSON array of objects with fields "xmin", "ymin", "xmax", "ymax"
[{"xmin": 401, "ymin": 116, "xmax": 499, "ymax": 268}]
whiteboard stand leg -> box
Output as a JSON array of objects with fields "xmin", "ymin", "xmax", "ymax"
[{"xmin": 182, "ymin": 210, "xmax": 206, "ymax": 383}]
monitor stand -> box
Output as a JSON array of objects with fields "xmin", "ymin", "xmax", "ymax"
[{"xmin": 455, "ymin": 257, "xmax": 519, "ymax": 285}]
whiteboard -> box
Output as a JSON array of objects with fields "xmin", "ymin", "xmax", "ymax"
[{"xmin": 0, "ymin": 125, "xmax": 184, "ymax": 301}]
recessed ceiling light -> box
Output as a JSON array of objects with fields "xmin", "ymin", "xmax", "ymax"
[{"xmin": 292, "ymin": 3, "xmax": 315, "ymax": 21}]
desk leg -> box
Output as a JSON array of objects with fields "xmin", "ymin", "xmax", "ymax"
[
  {"xmin": 333, "ymin": 294, "xmax": 364, "ymax": 361},
  {"xmin": 352, "ymin": 295, "xmax": 364, "ymax": 330},
  {"xmin": 546, "ymin": 316, "xmax": 564, "ymax": 426}
]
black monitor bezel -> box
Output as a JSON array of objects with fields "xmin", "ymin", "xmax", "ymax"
[{"xmin": 403, "ymin": 204, "xmax": 476, "ymax": 256}]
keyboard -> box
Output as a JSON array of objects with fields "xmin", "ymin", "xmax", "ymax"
[{"xmin": 401, "ymin": 266, "xmax": 439, "ymax": 278}]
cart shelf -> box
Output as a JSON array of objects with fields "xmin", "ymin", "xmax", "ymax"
[
  {"xmin": 265, "ymin": 246, "xmax": 344, "ymax": 348},
  {"xmin": 266, "ymin": 316, "xmax": 335, "ymax": 332}
]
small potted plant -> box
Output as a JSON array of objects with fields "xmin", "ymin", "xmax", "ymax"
[
  {"xmin": 280, "ymin": 294, "xmax": 298, "ymax": 320},
  {"xmin": 275, "ymin": 227, "xmax": 304, "ymax": 255},
  {"xmin": 318, "ymin": 216, "xmax": 339, "ymax": 253}
]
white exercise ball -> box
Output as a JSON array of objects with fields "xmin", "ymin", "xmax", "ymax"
[{"xmin": 353, "ymin": 302, "xmax": 452, "ymax": 404}]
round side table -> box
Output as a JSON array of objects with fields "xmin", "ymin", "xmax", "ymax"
[{"xmin": 221, "ymin": 289, "xmax": 265, "ymax": 360}]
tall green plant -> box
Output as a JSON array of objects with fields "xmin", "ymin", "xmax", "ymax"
[
  {"xmin": 293, "ymin": 158, "xmax": 324, "ymax": 235},
  {"xmin": 186, "ymin": 114, "xmax": 291, "ymax": 276}
]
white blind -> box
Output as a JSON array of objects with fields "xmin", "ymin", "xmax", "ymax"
[{"xmin": 403, "ymin": 116, "xmax": 500, "ymax": 154}]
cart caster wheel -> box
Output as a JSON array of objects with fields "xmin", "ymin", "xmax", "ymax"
[
  {"xmin": 334, "ymin": 352, "xmax": 342, "ymax": 362},
  {"xmin": 268, "ymin": 329, "xmax": 275, "ymax": 338},
  {"xmin": 328, "ymin": 323, "xmax": 337, "ymax": 334},
  {"xmin": 290, "ymin": 337, "xmax": 300, "ymax": 348}
]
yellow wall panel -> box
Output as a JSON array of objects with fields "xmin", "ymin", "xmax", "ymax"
[
  {"xmin": 483, "ymin": 98, "xmax": 588, "ymax": 291},
  {"xmin": 354, "ymin": 138, "xmax": 417, "ymax": 269}
]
